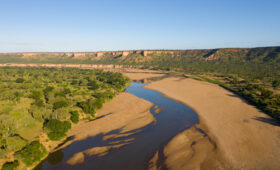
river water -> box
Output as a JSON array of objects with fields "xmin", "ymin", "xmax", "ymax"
[{"xmin": 36, "ymin": 82, "xmax": 199, "ymax": 170}]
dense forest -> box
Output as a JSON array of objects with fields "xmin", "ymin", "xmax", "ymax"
[
  {"xmin": 0, "ymin": 46, "xmax": 279, "ymax": 81},
  {"xmin": 0, "ymin": 67, "xmax": 130, "ymax": 169}
]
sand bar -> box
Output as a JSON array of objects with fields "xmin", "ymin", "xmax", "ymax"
[
  {"xmin": 145, "ymin": 77, "xmax": 280, "ymax": 170},
  {"xmin": 57, "ymin": 92, "xmax": 155, "ymax": 165}
]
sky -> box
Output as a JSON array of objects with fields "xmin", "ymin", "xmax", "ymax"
[{"xmin": 0, "ymin": 0, "xmax": 279, "ymax": 52}]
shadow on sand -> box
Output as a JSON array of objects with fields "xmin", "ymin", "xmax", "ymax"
[
  {"xmin": 36, "ymin": 82, "xmax": 199, "ymax": 170},
  {"xmin": 253, "ymin": 117, "xmax": 280, "ymax": 126}
]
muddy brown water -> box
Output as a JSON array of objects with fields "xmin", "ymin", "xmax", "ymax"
[{"xmin": 35, "ymin": 82, "xmax": 199, "ymax": 170}]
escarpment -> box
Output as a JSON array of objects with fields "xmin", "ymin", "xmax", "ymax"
[{"xmin": 1, "ymin": 46, "xmax": 279, "ymax": 62}]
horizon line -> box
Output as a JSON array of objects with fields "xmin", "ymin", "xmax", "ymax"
[{"xmin": 1, "ymin": 45, "xmax": 279, "ymax": 54}]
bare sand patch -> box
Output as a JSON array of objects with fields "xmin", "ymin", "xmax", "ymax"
[
  {"xmin": 117, "ymin": 68, "xmax": 166, "ymax": 81},
  {"xmin": 162, "ymin": 124, "xmax": 230, "ymax": 170},
  {"xmin": 146, "ymin": 77, "xmax": 280, "ymax": 170},
  {"xmin": 69, "ymin": 92, "xmax": 154, "ymax": 140},
  {"xmin": 154, "ymin": 107, "xmax": 163, "ymax": 114},
  {"xmin": 148, "ymin": 151, "xmax": 159, "ymax": 170},
  {"xmin": 67, "ymin": 152, "xmax": 85, "ymax": 165},
  {"xmin": 122, "ymin": 72, "xmax": 165, "ymax": 81}
]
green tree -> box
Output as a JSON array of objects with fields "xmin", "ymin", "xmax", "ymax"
[
  {"xmin": 272, "ymin": 80, "xmax": 280, "ymax": 89},
  {"xmin": 71, "ymin": 80, "xmax": 78, "ymax": 85},
  {"xmin": 29, "ymin": 90, "xmax": 42, "ymax": 100},
  {"xmin": 70, "ymin": 111, "xmax": 79, "ymax": 124},
  {"xmin": 53, "ymin": 100, "xmax": 68, "ymax": 110},
  {"xmin": 14, "ymin": 141, "xmax": 47, "ymax": 167},
  {"xmin": 15, "ymin": 78, "xmax": 24, "ymax": 83},
  {"xmin": 43, "ymin": 86, "xmax": 54, "ymax": 96},
  {"xmin": 88, "ymin": 81, "xmax": 99, "ymax": 90},
  {"xmin": 6, "ymin": 136, "xmax": 27, "ymax": 152},
  {"xmin": 44, "ymin": 119, "xmax": 71, "ymax": 141},
  {"xmin": 261, "ymin": 89, "xmax": 273, "ymax": 99},
  {"xmin": 1, "ymin": 160, "xmax": 19, "ymax": 170},
  {"xmin": 77, "ymin": 100, "xmax": 96, "ymax": 116}
]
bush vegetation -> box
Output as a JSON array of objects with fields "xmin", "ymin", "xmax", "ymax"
[
  {"xmin": 6, "ymin": 136, "xmax": 27, "ymax": 152},
  {"xmin": 0, "ymin": 67, "xmax": 130, "ymax": 168},
  {"xmin": 14, "ymin": 141, "xmax": 47, "ymax": 167},
  {"xmin": 1, "ymin": 160, "xmax": 19, "ymax": 170},
  {"xmin": 77, "ymin": 100, "xmax": 96, "ymax": 116},
  {"xmin": 272, "ymin": 80, "xmax": 280, "ymax": 89},
  {"xmin": 15, "ymin": 78, "xmax": 24, "ymax": 83},
  {"xmin": 44, "ymin": 119, "xmax": 71, "ymax": 141},
  {"xmin": 1, "ymin": 47, "xmax": 279, "ymax": 81},
  {"xmin": 70, "ymin": 111, "xmax": 79, "ymax": 124}
]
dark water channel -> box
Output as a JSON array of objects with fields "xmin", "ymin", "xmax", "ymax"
[{"xmin": 36, "ymin": 82, "xmax": 199, "ymax": 170}]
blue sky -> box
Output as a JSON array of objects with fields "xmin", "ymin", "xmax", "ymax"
[{"xmin": 0, "ymin": 0, "xmax": 279, "ymax": 52}]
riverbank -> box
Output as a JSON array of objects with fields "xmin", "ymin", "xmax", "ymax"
[
  {"xmin": 36, "ymin": 92, "xmax": 155, "ymax": 169},
  {"xmin": 12, "ymin": 68, "xmax": 280, "ymax": 169},
  {"xmin": 21, "ymin": 69, "xmax": 163, "ymax": 170},
  {"xmin": 145, "ymin": 77, "xmax": 280, "ymax": 170}
]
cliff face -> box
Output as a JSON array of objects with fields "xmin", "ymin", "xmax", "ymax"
[
  {"xmin": 1, "ymin": 47, "xmax": 279, "ymax": 81},
  {"xmin": 5, "ymin": 50, "xmax": 193, "ymax": 60},
  {"xmin": 1, "ymin": 47, "xmax": 279, "ymax": 63}
]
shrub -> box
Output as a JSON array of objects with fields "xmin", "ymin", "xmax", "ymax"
[
  {"xmin": 43, "ymin": 86, "xmax": 54, "ymax": 96},
  {"xmin": 1, "ymin": 160, "xmax": 19, "ymax": 170},
  {"xmin": 14, "ymin": 141, "xmax": 47, "ymax": 167},
  {"xmin": 0, "ymin": 134, "xmax": 6, "ymax": 150},
  {"xmin": 54, "ymin": 92, "xmax": 66, "ymax": 98},
  {"xmin": 261, "ymin": 89, "xmax": 273, "ymax": 99},
  {"xmin": 77, "ymin": 100, "xmax": 95, "ymax": 116},
  {"xmin": 44, "ymin": 119, "xmax": 71, "ymax": 141},
  {"xmin": 94, "ymin": 99, "xmax": 104, "ymax": 110},
  {"xmin": 33, "ymin": 99, "xmax": 44, "ymax": 107},
  {"xmin": 53, "ymin": 100, "xmax": 68, "ymax": 110},
  {"xmin": 15, "ymin": 78, "xmax": 24, "ymax": 83},
  {"xmin": 272, "ymin": 80, "xmax": 280, "ymax": 89},
  {"xmin": 29, "ymin": 90, "xmax": 42, "ymax": 100},
  {"xmin": 70, "ymin": 111, "xmax": 79, "ymax": 124},
  {"xmin": 6, "ymin": 136, "xmax": 27, "ymax": 152},
  {"xmin": 88, "ymin": 81, "xmax": 99, "ymax": 90},
  {"xmin": 63, "ymin": 88, "xmax": 71, "ymax": 94},
  {"xmin": 71, "ymin": 80, "xmax": 78, "ymax": 85},
  {"xmin": 47, "ymin": 132, "xmax": 66, "ymax": 141}
]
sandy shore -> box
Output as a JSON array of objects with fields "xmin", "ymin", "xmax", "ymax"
[
  {"xmin": 121, "ymin": 69, "xmax": 166, "ymax": 81},
  {"xmin": 31, "ymin": 69, "xmax": 280, "ymax": 169},
  {"xmin": 55, "ymin": 92, "xmax": 155, "ymax": 165},
  {"xmin": 145, "ymin": 77, "xmax": 280, "ymax": 170}
]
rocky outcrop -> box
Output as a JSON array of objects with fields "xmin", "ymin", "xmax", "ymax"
[
  {"xmin": 0, "ymin": 48, "xmax": 263, "ymax": 62},
  {"xmin": 205, "ymin": 54, "xmax": 219, "ymax": 61},
  {"xmin": 4, "ymin": 50, "xmax": 186, "ymax": 58},
  {"xmin": 122, "ymin": 51, "xmax": 130, "ymax": 56},
  {"xmin": 143, "ymin": 50, "xmax": 177, "ymax": 56}
]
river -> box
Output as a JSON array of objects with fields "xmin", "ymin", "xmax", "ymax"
[{"xmin": 36, "ymin": 82, "xmax": 199, "ymax": 170}]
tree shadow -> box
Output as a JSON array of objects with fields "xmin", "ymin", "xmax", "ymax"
[
  {"xmin": 253, "ymin": 117, "xmax": 280, "ymax": 126},
  {"xmin": 174, "ymin": 77, "xmax": 185, "ymax": 81},
  {"xmin": 37, "ymin": 121, "xmax": 157, "ymax": 170},
  {"xmin": 226, "ymin": 94, "xmax": 250, "ymax": 104}
]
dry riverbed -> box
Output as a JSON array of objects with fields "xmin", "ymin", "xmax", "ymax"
[
  {"xmin": 50, "ymin": 92, "xmax": 155, "ymax": 166},
  {"xmin": 145, "ymin": 76, "xmax": 280, "ymax": 170},
  {"xmin": 39, "ymin": 70, "xmax": 280, "ymax": 170}
]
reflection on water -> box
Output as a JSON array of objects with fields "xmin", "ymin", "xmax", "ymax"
[{"xmin": 36, "ymin": 82, "xmax": 199, "ymax": 170}]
